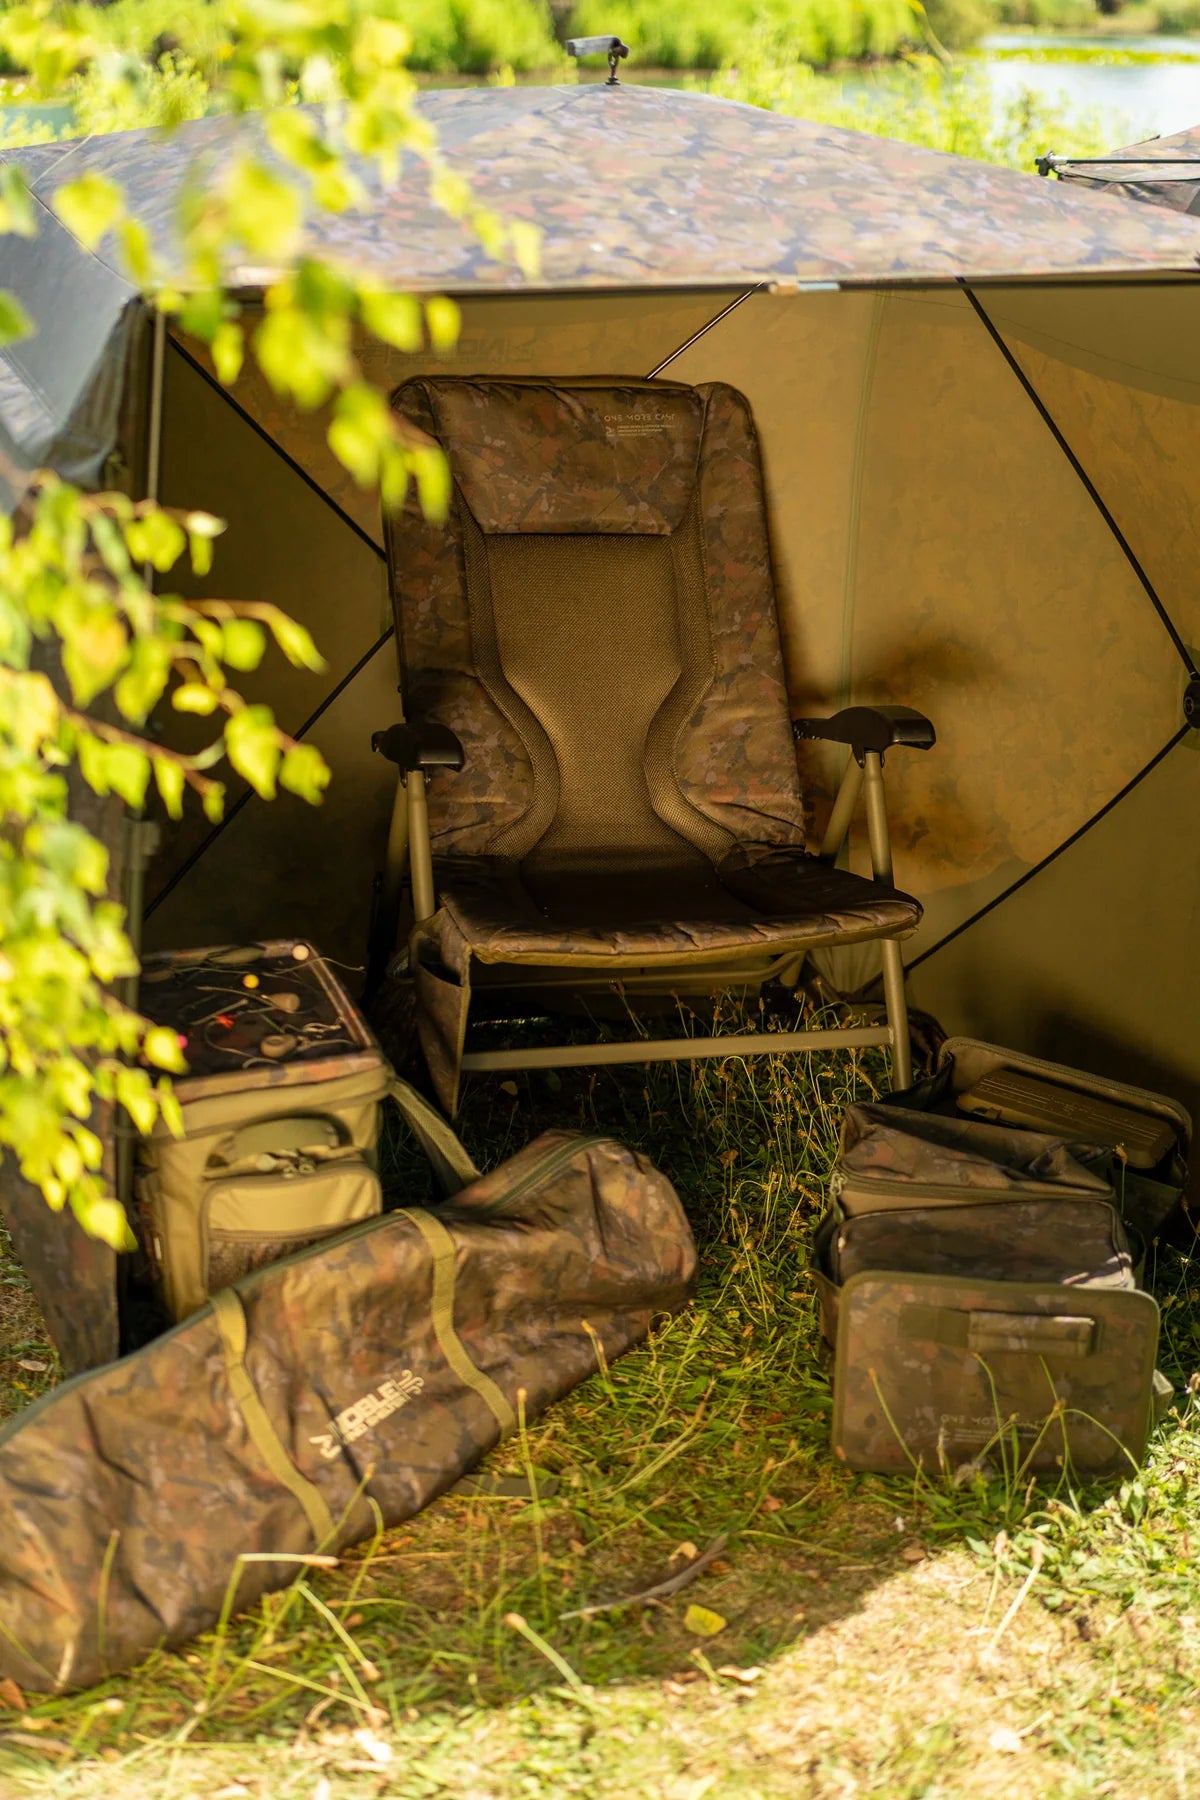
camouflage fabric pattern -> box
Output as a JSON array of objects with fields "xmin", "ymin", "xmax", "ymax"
[
  {"xmin": 388, "ymin": 376, "xmax": 813, "ymax": 863},
  {"xmin": 838, "ymin": 1102, "xmax": 1115, "ymax": 1200},
  {"xmin": 828, "ymin": 1198, "xmax": 1134, "ymax": 1289},
  {"xmin": 833, "ymin": 1272, "xmax": 1160, "ymax": 1474},
  {"xmin": 1054, "ymin": 122, "xmax": 1200, "ymax": 220},
  {"xmin": 384, "ymin": 383, "xmax": 535, "ymax": 858},
  {"xmin": 13, "ymin": 87, "xmax": 1200, "ymax": 294},
  {"xmin": 429, "ymin": 850, "xmax": 918, "ymax": 965},
  {"xmin": 0, "ymin": 1121, "xmax": 695, "ymax": 1693},
  {"xmin": 425, "ymin": 379, "xmax": 704, "ymax": 534},
  {"xmin": 674, "ymin": 383, "xmax": 810, "ymax": 850}
]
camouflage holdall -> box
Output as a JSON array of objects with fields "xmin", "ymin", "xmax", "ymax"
[
  {"xmin": 0, "ymin": 1080, "xmax": 696, "ymax": 1694},
  {"xmin": 815, "ymin": 1061, "xmax": 1178, "ymax": 1474}
]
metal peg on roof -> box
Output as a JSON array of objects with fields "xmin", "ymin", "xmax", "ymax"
[{"xmin": 565, "ymin": 34, "xmax": 630, "ymax": 85}]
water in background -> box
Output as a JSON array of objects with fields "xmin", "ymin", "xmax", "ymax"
[{"xmin": 977, "ymin": 32, "xmax": 1200, "ymax": 141}]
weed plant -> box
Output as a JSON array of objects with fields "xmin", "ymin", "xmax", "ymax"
[{"xmin": 2, "ymin": 1007, "xmax": 1200, "ymax": 1795}]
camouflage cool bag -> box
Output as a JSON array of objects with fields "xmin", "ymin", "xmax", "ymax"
[
  {"xmin": 813, "ymin": 1045, "xmax": 1185, "ymax": 1475},
  {"xmin": 0, "ymin": 1081, "xmax": 696, "ymax": 1694},
  {"xmin": 135, "ymin": 943, "xmax": 393, "ymax": 1324}
]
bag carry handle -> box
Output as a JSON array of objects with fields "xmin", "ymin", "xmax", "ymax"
[
  {"xmin": 211, "ymin": 1288, "xmax": 337, "ymax": 1546},
  {"xmin": 388, "ymin": 1077, "xmax": 479, "ymax": 1196},
  {"xmin": 901, "ymin": 1303, "xmax": 1097, "ymax": 1360}
]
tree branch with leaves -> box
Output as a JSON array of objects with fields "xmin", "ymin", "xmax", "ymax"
[{"xmin": 0, "ymin": 0, "xmax": 535, "ymax": 1245}]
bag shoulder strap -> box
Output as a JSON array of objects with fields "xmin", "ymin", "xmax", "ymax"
[
  {"xmin": 387, "ymin": 1076, "xmax": 479, "ymax": 1196},
  {"xmin": 211, "ymin": 1288, "xmax": 336, "ymax": 1547},
  {"xmin": 402, "ymin": 1206, "xmax": 515, "ymax": 1438}
]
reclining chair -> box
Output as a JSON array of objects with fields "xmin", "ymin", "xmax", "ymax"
[{"xmin": 373, "ymin": 376, "xmax": 934, "ymax": 1116}]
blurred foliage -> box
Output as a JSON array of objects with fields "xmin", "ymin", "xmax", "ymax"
[
  {"xmin": 0, "ymin": 0, "xmax": 537, "ymax": 1244},
  {"xmin": 708, "ymin": 38, "xmax": 1131, "ymax": 165},
  {"xmin": 568, "ymin": 0, "xmax": 921, "ymax": 67}
]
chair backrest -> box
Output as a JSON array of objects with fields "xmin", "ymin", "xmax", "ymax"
[{"xmin": 385, "ymin": 376, "xmax": 808, "ymax": 873}]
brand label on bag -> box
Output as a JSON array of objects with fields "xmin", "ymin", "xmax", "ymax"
[
  {"xmin": 309, "ymin": 1370, "xmax": 425, "ymax": 1460},
  {"xmin": 603, "ymin": 410, "xmax": 670, "ymax": 440}
]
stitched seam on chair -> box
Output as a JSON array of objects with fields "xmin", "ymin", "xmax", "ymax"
[
  {"xmin": 645, "ymin": 487, "xmax": 735, "ymax": 865},
  {"xmin": 459, "ymin": 496, "xmax": 560, "ymax": 859}
]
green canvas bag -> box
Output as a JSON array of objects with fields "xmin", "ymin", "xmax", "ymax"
[{"xmin": 135, "ymin": 944, "xmax": 393, "ymax": 1323}]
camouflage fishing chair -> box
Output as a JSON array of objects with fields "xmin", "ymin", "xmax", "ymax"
[{"xmin": 373, "ymin": 376, "xmax": 934, "ymax": 1115}]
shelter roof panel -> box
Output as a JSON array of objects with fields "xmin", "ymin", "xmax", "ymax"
[{"xmin": 19, "ymin": 84, "xmax": 1200, "ymax": 293}]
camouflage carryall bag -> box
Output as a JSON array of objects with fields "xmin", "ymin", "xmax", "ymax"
[
  {"xmin": 135, "ymin": 943, "xmax": 392, "ymax": 1322},
  {"xmin": 0, "ymin": 1081, "xmax": 696, "ymax": 1694},
  {"xmin": 814, "ymin": 1038, "xmax": 1190, "ymax": 1476}
]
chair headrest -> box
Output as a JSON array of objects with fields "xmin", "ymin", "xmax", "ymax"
[{"xmin": 408, "ymin": 377, "xmax": 705, "ymax": 536}]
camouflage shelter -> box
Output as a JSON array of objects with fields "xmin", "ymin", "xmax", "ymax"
[
  {"xmin": 5, "ymin": 82, "xmax": 1200, "ymax": 1358},
  {"xmin": 1051, "ymin": 121, "xmax": 1200, "ymax": 217}
]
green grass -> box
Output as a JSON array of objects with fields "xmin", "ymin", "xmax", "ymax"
[{"xmin": 2, "ymin": 1011, "xmax": 1200, "ymax": 1796}]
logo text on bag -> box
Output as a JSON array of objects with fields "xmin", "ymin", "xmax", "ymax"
[
  {"xmin": 604, "ymin": 411, "xmax": 669, "ymax": 440},
  {"xmin": 309, "ymin": 1371, "xmax": 425, "ymax": 1461}
]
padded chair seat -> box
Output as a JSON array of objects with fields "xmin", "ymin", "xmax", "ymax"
[{"xmin": 435, "ymin": 850, "xmax": 921, "ymax": 968}]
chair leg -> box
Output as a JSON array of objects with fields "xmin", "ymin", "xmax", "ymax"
[
  {"xmin": 880, "ymin": 936, "xmax": 913, "ymax": 1091},
  {"xmin": 863, "ymin": 750, "xmax": 913, "ymax": 1091}
]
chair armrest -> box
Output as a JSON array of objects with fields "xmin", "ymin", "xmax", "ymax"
[
  {"xmin": 371, "ymin": 722, "xmax": 465, "ymax": 773},
  {"xmin": 793, "ymin": 705, "xmax": 935, "ymax": 761}
]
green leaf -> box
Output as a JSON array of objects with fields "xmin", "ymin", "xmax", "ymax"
[
  {"xmin": 211, "ymin": 320, "xmax": 244, "ymax": 386},
  {"xmin": 156, "ymin": 1078, "xmax": 185, "ymax": 1138},
  {"xmin": 279, "ymin": 742, "xmax": 331, "ymax": 804},
  {"xmin": 118, "ymin": 217, "xmax": 155, "ymax": 288},
  {"xmin": 359, "ymin": 287, "xmax": 422, "ymax": 353},
  {"xmin": 185, "ymin": 509, "xmax": 226, "ymax": 577},
  {"xmin": 115, "ymin": 1065, "xmax": 157, "ymax": 1133},
  {"xmin": 225, "ymin": 704, "xmax": 282, "ymax": 800},
  {"xmin": 77, "ymin": 731, "xmax": 112, "ymax": 795},
  {"xmin": 424, "ymin": 295, "xmax": 460, "ymax": 354},
  {"xmin": 0, "ymin": 166, "xmax": 36, "ymax": 238},
  {"xmin": 253, "ymin": 302, "xmax": 349, "ymax": 408},
  {"xmin": 224, "ymin": 155, "xmax": 302, "ymax": 260},
  {"xmin": 102, "ymin": 742, "xmax": 151, "ymax": 810},
  {"xmin": 172, "ymin": 682, "xmax": 220, "ymax": 715},
  {"xmin": 221, "ymin": 618, "xmax": 266, "ymax": 672},
  {"xmin": 62, "ymin": 612, "xmax": 128, "ymax": 707},
  {"xmin": 179, "ymin": 289, "xmax": 225, "ymax": 343},
  {"xmin": 143, "ymin": 1025, "xmax": 186, "ymax": 1074},
  {"xmin": 414, "ymin": 445, "xmax": 451, "ymax": 524},
  {"xmin": 0, "ymin": 290, "xmax": 33, "ymax": 348},
  {"xmin": 115, "ymin": 636, "xmax": 172, "ymax": 726},
  {"xmin": 0, "ymin": 671, "xmax": 58, "ymax": 752},
  {"xmin": 52, "ymin": 172, "xmax": 125, "ymax": 252},
  {"xmin": 69, "ymin": 1190, "xmax": 137, "ymax": 1253},
  {"xmin": 509, "ymin": 220, "xmax": 542, "ymax": 281},
  {"xmin": 327, "ymin": 383, "xmax": 390, "ymax": 488},
  {"xmin": 683, "ymin": 1604, "xmax": 727, "ymax": 1637},
  {"xmin": 153, "ymin": 757, "xmax": 185, "ymax": 820},
  {"xmin": 125, "ymin": 511, "xmax": 187, "ymax": 574},
  {"xmin": 266, "ymin": 612, "xmax": 325, "ymax": 672}
]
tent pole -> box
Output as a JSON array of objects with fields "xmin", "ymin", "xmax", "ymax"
[{"xmin": 118, "ymin": 305, "xmax": 167, "ymax": 1210}]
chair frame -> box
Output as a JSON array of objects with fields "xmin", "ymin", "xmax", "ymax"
[{"xmin": 372, "ymin": 704, "xmax": 933, "ymax": 1094}]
